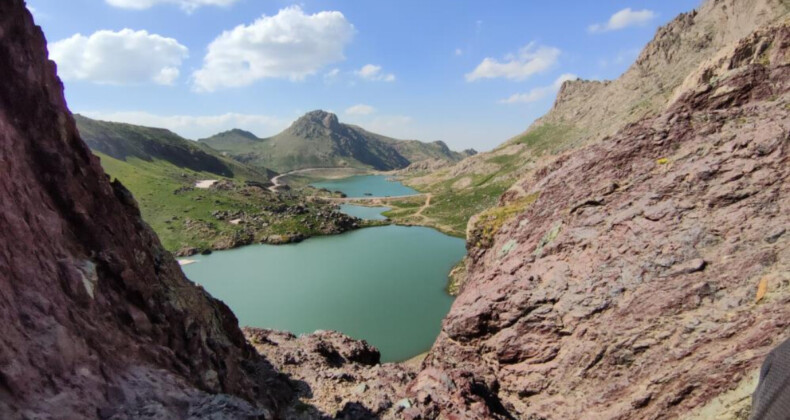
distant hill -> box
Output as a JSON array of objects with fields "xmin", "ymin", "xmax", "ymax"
[
  {"xmin": 75, "ymin": 115, "xmax": 276, "ymax": 182},
  {"xmin": 199, "ymin": 110, "xmax": 472, "ymax": 172},
  {"xmin": 75, "ymin": 115, "xmax": 361, "ymax": 253}
]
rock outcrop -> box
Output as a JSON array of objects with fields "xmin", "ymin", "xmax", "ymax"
[
  {"xmin": 409, "ymin": 21, "xmax": 790, "ymax": 420},
  {"xmin": 0, "ymin": 2, "xmax": 292, "ymax": 417}
]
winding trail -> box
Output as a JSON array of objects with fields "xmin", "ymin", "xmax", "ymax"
[
  {"xmin": 269, "ymin": 167, "xmax": 351, "ymax": 192},
  {"xmin": 414, "ymin": 193, "xmax": 432, "ymax": 216}
]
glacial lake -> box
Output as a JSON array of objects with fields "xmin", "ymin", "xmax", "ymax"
[
  {"xmin": 182, "ymin": 175, "xmax": 464, "ymax": 362},
  {"xmin": 338, "ymin": 204, "xmax": 390, "ymax": 220},
  {"xmin": 311, "ymin": 174, "xmax": 417, "ymax": 198}
]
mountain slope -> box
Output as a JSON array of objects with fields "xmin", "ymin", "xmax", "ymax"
[
  {"xmin": 392, "ymin": 0, "xmax": 790, "ymax": 237},
  {"xmin": 200, "ymin": 110, "xmax": 470, "ymax": 172},
  {"xmin": 77, "ymin": 115, "xmax": 359, "ymax": 253},
  {"xmin": 0, "ymin": 3, "xmax": 293, "ymax": 417},
  {"xmin": 76, "ymin": 114, "xmax": 276, "ymax": 182},
  {"xmin": 407, "ymin": 19, "xmax": 790, "ymax": 420}
]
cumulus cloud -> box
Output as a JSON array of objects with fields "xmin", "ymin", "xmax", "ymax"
[
  {"xmin": 80, "ymin": 111, "xmax": 288, "ymax": 139},
  {"xmin": 466, "ymin": 42, "xmax": 560, "ymax": 82},
  {"xmin": 588, "ymin": 8, "xmax": 656, "ymax": 33},
  {"xmin": 105, "ymin": 0, "xmax": 238, "ymax": 13},
  {"xmin": 355, "ymin": 64, "xmax": 396, "ymax": 82},
  {"xmin": 192, "ymin": 6, "xmax": 355, "ymax": 92},
  {"xmin": 499, "ymin": 73, "xmax": 578, "ymax": 104},
  {"xmin": 345, "ymin": 104, "xmax": 376, "ymax": 116},
  {"xmin": 49, "ymin": 29, "xmax": 188, "ymax": 85}
]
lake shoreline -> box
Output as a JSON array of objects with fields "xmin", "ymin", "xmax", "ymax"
[{"xmin": 182, "ymin": 223, "xmax": 465, "ymax": 362}]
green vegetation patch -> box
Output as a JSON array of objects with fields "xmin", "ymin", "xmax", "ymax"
[
  {"xmin": 470, "ymin": 192, "xmax": 540, "ymax": 249},
  {"xmin": 510, "ymin": 123, "xmax": 575, "ymax": 154},
  {"xmin": 96, "ymin": 152, "xmax": 356, "ymax": 252}
]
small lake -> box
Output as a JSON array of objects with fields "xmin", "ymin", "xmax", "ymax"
[
  {"xmin": 312, "ymin": 174, "xmax": 417, "ymax": 198},
  {"xmin": 338, "ymin": 204, "xmax": 390, "ymax": 220},
  {"xmin": 182, "ymin": 226, "xmax": 464, "ymax": 362},
  {"xmin": 182, "ymin": 174, "xmax": 464, "ymax": 362}
]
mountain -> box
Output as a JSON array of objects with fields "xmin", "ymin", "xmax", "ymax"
[
  {"xmin": 389, "ymin": 0, "xmax": 790, "ymax": 237},
  {"xmin": 75, "ymin": 114, "xmax": 276, "ymax": 182},
  {"xmin": 199, "ymin": 110, "xmax": 471, "ymax": 172},
  {"xmin": 76, "ymin": 115, "xmax": 359, "ymax": 253}
]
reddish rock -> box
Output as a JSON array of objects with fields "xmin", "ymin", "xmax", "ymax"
[
  {"xmin": 409, "ymin": 22, "xmax": 790, "ymax": 420},
  {"xmin": 0, "ymin": 1, "xmax": 292, "ymax": 418}
]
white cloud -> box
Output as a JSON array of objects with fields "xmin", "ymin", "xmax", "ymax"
[
  {"xmin": 192, "ymin": 6, "xmax": 355, "ymax": 92},
  {"xmin": 499, "ymin": 73, "xmax": 578, "ymax": 104},
  {"xmin": 80, "ymin": 110, "xmax": 288, "ymax": 139},
  {"xmin": 324, "ymin": 68, "xmax": 341, "ymax": 83},
  {"xmin": 355, "ymin": 64, "xmax": 396, "ymax": 82},
  {"xmin": 345, "ymin": 104, "xmax": 376, "ymax": 116},
  {"xmin": 49, "ymin": 29, "xmax": 188, "ymax": 85},
  {"xmin": 105, "ymin": 0, "xmax": 238, "ymax": 13},
  {"xmin": 466, "ymin": 42, "xmax": 560, "ymax": 82},
  {"xmin": 454, "ymin": 48, "xmax": 463, "ymax": 56},
  {"xmin": 588, "ymin": 8, "xmax": 656, "ymax": 33}
]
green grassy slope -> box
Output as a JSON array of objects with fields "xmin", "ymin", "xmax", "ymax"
[
  {"xmin": 76, "ymin": 115, "xmax": 276, "ymax": 181},
  {"xmin": 95, "ymin": 152, "xmax": 360, "ymax": 253},
  {"xmin": 77, "ymin": 116, "xmax": 361, "ymax": 253},
  {"xmin": 387, "ymin": 123, "xmax": 574, "ymax": 237}
]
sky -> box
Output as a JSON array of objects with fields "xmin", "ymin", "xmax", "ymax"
[{"xmin": 28, "ymin": 0, "xmax": 701, "ymax": 151}]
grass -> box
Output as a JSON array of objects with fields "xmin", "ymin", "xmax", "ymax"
[
  {"xmin": 509, "ymin": 123, "xmax": 574, "ymax": 154},
  {"xmin": 382, "ymin": 123, "xmax": 577, "ymax": 239},
  {"xmin": 96, "ymin": 152, "xmax": 357, "ymax": 252},
  {"xmin": 469, "ymin": 192, "xmax": 540, "ymax": 248}
]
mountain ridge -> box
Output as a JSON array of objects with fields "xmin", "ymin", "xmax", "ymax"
[
  {"xmin": 200, "ymin": 109, "xmax": 473, "ymax": 172},
  {"xmin": 76, "ymin": 114, "xmax": 276, "ymax": 181},
  {"xmin": 388, "ymin": 0, "xmax": 789, "ymax": 237}
]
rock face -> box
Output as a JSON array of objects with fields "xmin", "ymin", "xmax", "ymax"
[
  {"xmin": 245, "ymin": 328, "xmax": 416, "ymax": 419},
  {"xmin": 530, "ymin": 0, "xmax": 789, "ymax": 148},
  {"xmin": 409, "ymin": 22, "xmax": 790, "ymax": 420},
  {"xmin": 0, "ymin": 2, "xmax": 292, "ymax": 418}
]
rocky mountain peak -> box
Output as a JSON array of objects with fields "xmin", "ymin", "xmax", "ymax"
[
  {"xmin": 291, "ymin": 110, "xmax": 341, "ymax": 133},
  {"xmin": 527, "ymin": 0, "xmax": 788, "ymax": 148}
]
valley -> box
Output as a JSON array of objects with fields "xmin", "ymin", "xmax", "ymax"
[{"xmin": 2, "ymin": 0, "xmax": 789, "ymax": 419}]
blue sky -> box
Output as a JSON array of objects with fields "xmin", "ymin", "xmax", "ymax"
[{"xmin": 28, "ymin": 0, "xmax": 700, "ymax": 151}]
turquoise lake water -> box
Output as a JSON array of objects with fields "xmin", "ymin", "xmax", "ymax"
[
  {"xmin": 182, "ymin": 226, "xmax": 464, "ymax": 362},
  {"xmin": 338, "ymin": 204, "xmax": 390, "ymax": 220},
  {"xmin": 181, "ymin": 175, "xmax": 464, "ymax": 362},
  {"xmin": 311, "ymin": 175, "xmax": 417, "ymax": 198}
]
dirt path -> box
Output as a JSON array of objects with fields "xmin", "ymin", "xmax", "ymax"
[
  {"xmin": 269, "ymin": 167, "xmax": 350, "ymax": 192},
  {"xmin": 414, "ymin": 193, "xmax": 432, "ymax": 216}
]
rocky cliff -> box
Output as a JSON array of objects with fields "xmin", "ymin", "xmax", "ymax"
[
  {"xmin": 526, "ymin": 0, "xmax": 789, "ymax": 150},
  {"xmin": 0, "ymin": 2, "xmax": 293, "ymax": 418},
  {"xmin": 408, "ymin": 21, "xmax": 790, "ymax": 420}
]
